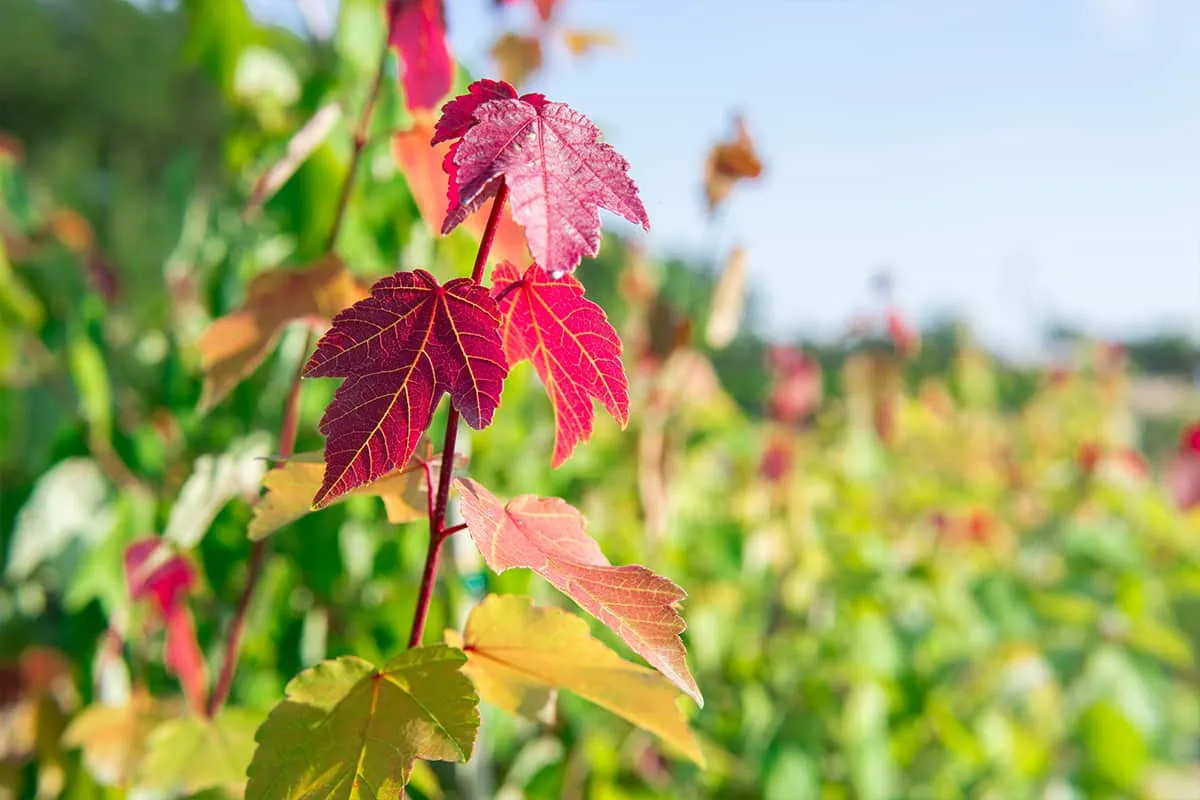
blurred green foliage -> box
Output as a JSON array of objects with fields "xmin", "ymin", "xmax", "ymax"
[{"xmin": 3, "ymin": 1, "xmax": 1200, "ymax": 798}]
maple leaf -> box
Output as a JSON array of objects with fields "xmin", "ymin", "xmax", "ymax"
[
  {"xmin": 137, "ymin": 710, "xmax": 260, "ymax": 796},
  {"xmin": 124, "ymin": 539, "xmax": 196, "ymax": 618},
  {"xmin": 490, "ymin": 32, "xmax": 542, "ymax": 88},
  {"xmin": 245, "ymin": 646, "xmax": 478, "ymax": 799},
  {"xmin": 303, "ymin": 270, "xmax": 507, "ymax": 509},
  {"xmin": 249, "ymin": 449, "xmax": 461, "ymax": 541},
  {"xmin": 387, "ymin": 0, "xmax": 453, "ymax": 112},
  {"xmin": 124, "ymin": 539, "xmax": 208, "ymax": 715},
  {"xmin": 704, "ymin": 115, "xmax": 763, "ymax": 215},
  {"xmin": 392, "ymin": 118, "xmax": 531, "ymax": 266},
  {"xmin": 447, "ymin": 594, "xmax": 705, "ymax": 765},
  {"xmin": 454, "ymin": 478, "xmax": 701, "ymax": 705},
  {"xmin": 491, "ymin": 261, "xmax": 629, "ymax": 466},
  {"xmin": 63, "ymin": 693, "xmax": 179, "ymax": 788},
  {"xmin": 196, "ymin": 256, "xmax": 368, "ymax": 412},
  {"xmin": 436, "ymin": 79, "xmax": 650, "ymax": 276}
]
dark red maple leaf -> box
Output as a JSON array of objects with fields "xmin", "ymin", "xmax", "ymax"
[
  {"xmin": 491, "ymin": 261, "xmax": 629, "ymax": 466},
  {"xmin": 435, "ymin": 79, "xmax": 650, "ymax": 276},
  {"xmin": 387, "ymin": 0, "xmax": 453, "ymax": 112},
  {"xmin": 303, "ymin": 269, "xmax": 507, "ymax": 508}
]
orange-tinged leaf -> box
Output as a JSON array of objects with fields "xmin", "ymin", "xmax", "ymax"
[
  {"xmin": 63, "ymin": 693, "xmax": 179, "ymax": 788},
  {"xmin": 447, "ymin": 594, "xmax": 704, "ymax": 764},
  {"xmin": 163, "ymin": 607, "xmax": 208, "ymax": 716},
  {"xmin": 46, "ymin": 209, "xmax": 95, "ymax": 255},
  {"xmin": 704, "ymin": 115, "xmax": 763, "ymax": 215},
  {"xmin": 491, "ymin": 261, "xmax": 629, "ymax": 466},
  {"xmin": 302, "ymin": 270, "xmax": 508, "ymax": 509},
  {"xmin": 392, "ymin": 120, "xmax": 531, "ymax": 267},
  {"xmin": 454, "ymin": 478, "xmax": 701, "ymax": 705},
  {"xmin": 244, "ymin": 646, "xmax": 478, "ymax": 799},
  {"xmin": 490, "ymin": 32, "xmax": 542, "ymax": 88},
  {"xmin": 561, "ymin": 28, "xmax": 620, "ymax": 58},
  {"xmin": 248, "ymin": 450, "xmax": 460, "ymax": 540},
  {"xmin": 196, "ymin": 256, "xmax": 369, "ymax": 412}
]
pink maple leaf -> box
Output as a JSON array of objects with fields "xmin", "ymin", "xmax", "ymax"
[{"xmin": 436, "ymin": 79, "xmax": 650, "ymax": 276}]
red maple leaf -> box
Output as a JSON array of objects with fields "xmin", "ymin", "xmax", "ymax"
[
  {"xmin": 124, "ymin": 538, "xmax": 196, "ymax": 617},
  {"xmin": 491, "ymin": 261, "xmax": 629, "ymax": 466},
  {"xmin": 387, "ymin": 0, "xmax": 453, "ymax": 112},
  {"xmin": 454, "ymin": 477, "xmax": 702, "ymax": 705},
  {"xmin": 303, "ymin": 270, "xmax": 507, "ymax": 508},
  {"xmin": 435, "ymin": 79, "xmax": 650, "ymax": 276},
  {"xmin": 393, "ymin": 117, "xmax": 531, "ymax": 267},
  {"xmin": 124, "ymin": 538, "xmax": 208, "ymax": 714}
]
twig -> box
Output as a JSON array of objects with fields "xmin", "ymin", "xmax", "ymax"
[
  {"xmin": 326, "ymin": 44, "xmax": 390, "ymax": 254},
  {"xmin": 206, "ymin": 38, "xmax": 392, "ymax": 718},
  {"xmin": 406, "ymin": 182, "xmax": 509, "ymax": 649}
]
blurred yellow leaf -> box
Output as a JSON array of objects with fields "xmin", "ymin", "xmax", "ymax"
[
  {"xmin": 136, "ymin": 709, "xmax": 259, "ymax": 796},
  {"xmin": 704, "ymin": 245, "xmax": 747, "ymax": 349},
  {"xmin": 63, "ymin": 692, "xmax": 178, "ymax": 789},
  {"xmin": 490, "ymin": 32, "xmax": 542, "ymax": 88},
  {"xmin": 446, "ymin": 594, "xmax": 705, "ymax": 766},
  {"xmin": 561, "ymin": 28, "xmax": 619, "ymax": 58},
  {"xmin": 249, "ymin": 449, "xmax": 459, "ymax": 540},
  {"xmin": 196, "ymin": 256, "xmax": 368, "ymax": 412}
]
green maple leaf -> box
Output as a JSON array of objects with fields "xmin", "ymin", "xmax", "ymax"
[{"xmin": 246, "ymin": 645, "xmax": 479, "ymax": 800}]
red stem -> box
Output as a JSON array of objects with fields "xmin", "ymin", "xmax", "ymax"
[
  {"xmin": 206, "ymin": 42, "xmax": 391, "ymax": 718},
  {"xmin": 406, "ymin": 182, "xmax": 509, "ymax": 649}
]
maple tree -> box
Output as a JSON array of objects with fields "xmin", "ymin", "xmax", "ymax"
[{"xmin": 211, "ymin": 57, "xmax": 699, "ymax": 788}]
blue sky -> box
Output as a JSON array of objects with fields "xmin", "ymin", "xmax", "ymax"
[{"xmin": 280, "ymin": 0, "xmax": 1200, "ymax": 352}]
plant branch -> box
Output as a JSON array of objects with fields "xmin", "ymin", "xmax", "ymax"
[
  {"xmin": 407, "ymin": 182, "xmax": 509, "ymax": 649},
  {"xmin": 208, "ymin": 43, "xmax": 392, "ymax": 717},
  {"xmin": 208, "ymin": 330, "xmax": 311, "ymax": 717},
  {"xmin": 326, "ymin": 45, "xmax": 391, "ymax": 253}
]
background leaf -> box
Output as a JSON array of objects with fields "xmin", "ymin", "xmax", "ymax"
[{"xmin": 245, "ymin": 646, "xmax": 478, "ymax": 799}]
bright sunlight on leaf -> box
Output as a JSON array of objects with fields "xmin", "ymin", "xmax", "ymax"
[
  {"xmin": 136, "ymin": 709, "xmax": 260, "ymax": 796},
  {"xmin": 245, "ymin": 646, "xmax": 478, "ymax": 800},
  {"xmin": 248, "ymin": 450, "xmax": 451, "ymax": 540},
  {"xmin": 302, "ymin": 270, "xmax": 507, "ymax": 509},
  {"xmin": 436, "ymin": 80, "xmax": 649, "ymax": 275},
  {"xmin": 447, "ymin": 594, "xmax": 705, "ymax": 765},
  {"xmin": 454, "ymin": 478, "xmax": 701, "ymax": 705},
  {"xmin": 491, "ymin": 261, "xmax": 629, "ymax": 466}
]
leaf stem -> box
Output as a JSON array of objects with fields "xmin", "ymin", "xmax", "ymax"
[
  {"xmin": 208, "ymin": 42, "xmax": 392, "ymax": 717},
  {"xmin": 406, "ymin": 183, "xmax": 509, "ymax": 648}
]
